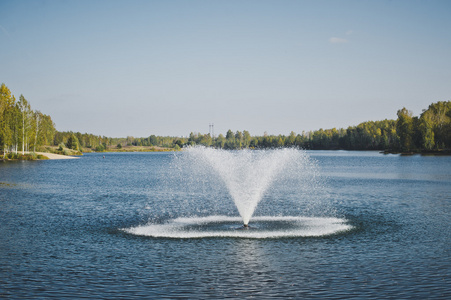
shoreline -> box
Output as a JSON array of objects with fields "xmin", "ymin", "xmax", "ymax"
[
  {"xmin": 0, "ymin": 151, "xmax": 80, "ymax": 160},
  {"xmin": 34, "ymin": 152, "xmax": 79, "ymax": 160},
  {"xmin": 381, "ymin": 149, "xmax": 451, "ymax": 156},
  {"xmin": 3, "ymin": 148, "xmax": 450, "ymax": 161}
]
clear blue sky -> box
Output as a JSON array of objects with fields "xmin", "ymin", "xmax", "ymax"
[{"xmin": 1, "ymin": 0, "xmax": 450, "ymax": 137}]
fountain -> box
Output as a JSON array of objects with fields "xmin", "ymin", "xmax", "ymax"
[
  {"xmin": 123, "ymin": 147, "xmax": 352, "ymax": 238},
  {"xmin": 186, "ymin": 147, "xmax": 299, "ymax": 227}
]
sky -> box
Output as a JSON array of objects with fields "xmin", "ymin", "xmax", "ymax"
[{"xmin": 1, "ymin": 0, "xmax": 450, "ymax": 138}]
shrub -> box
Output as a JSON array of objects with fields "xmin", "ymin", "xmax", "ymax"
[
  {"xmin": 22, "ymin": 153, "xmax": 37, "ymax": 160},
  {"xmin": 66, "ymin": 134, "xmax": 80, "ymax": 151},
  {"xmin": 7, "ymin": 153, "xmax": 19, "ymax": 160},
  {"xmin": 95, "ymin": 144, "xmax": 105, "ymax": 152}
]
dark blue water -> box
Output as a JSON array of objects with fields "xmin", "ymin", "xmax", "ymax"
[{"xmin": 1, "ymin": 151, "xmax": 450, "ymax": 299}]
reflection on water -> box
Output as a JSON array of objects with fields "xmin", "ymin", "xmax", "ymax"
[{"xmin": 224, "ymin": 239, "xmax": 274, "ymax": 297}]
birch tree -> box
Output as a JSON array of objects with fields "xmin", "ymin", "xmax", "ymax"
[{"xmin": 18, "ymin": 95, "xmax": 32, "ymax": 154}]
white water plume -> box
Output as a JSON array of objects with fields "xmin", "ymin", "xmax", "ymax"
[
  {"xmin": 177, "ymin": 147, "xmax": 319, "ymax": 226},
  {"xmin": 123, "ymin": 147, "xmax": 347, "ymax": 239}
]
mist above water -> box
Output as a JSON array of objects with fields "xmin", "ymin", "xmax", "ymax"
[
  {"xmin": 183, "ymin": 147, "xmax": 316, "ymax": 225},
  {"xmin": 124, "ymin": 147, "xmax": 347, "ymax": 238},
  {"xmin": 175, "ymin": 147, "xmax": 333, "ymax": 215}
]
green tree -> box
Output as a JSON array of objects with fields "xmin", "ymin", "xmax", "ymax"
[
  {"xmin": 420, "ymin": 110, "xmax": 435, "ymax": 150},
  {"xmin": 199, "ymin": 133, "xmax": 212, "ymax": 146},
  {"xmin": 0, "ymin": 84, "xmax": 17, "ymax": 157},
  {"xmin": 396, "ymin": 107, "xmax": 414, "ymax": 151},
  {"xmin": 38, "ymin": 113, "xmax": 55, "ymax": 149},
  {"xmin": 422, "ymin": 101, "xmax": 451, "ymax": 149},
  {"xmin": 243, "ymin": 130, "xmax": 251, "ymax": 148},
  {"xmin": 66, "ymin": 134, "xmax": 80, "ymax": 151},
  {"xmin": 235, "ymin": 131, "xmax": 243, "ymax": 149},
  {"xmin": 215, "ymin": 134, "xmax": 226, "ymax": 148},
  {"xmin": 276, "ymin": 135, "xmax": 285, "ymax": 147},
  {"xmin": 17, "ymin": 95, "xmax": 32, "ymax": 154},
  {"xmin": 225, "ymin": 129, "xmax": 234, "ymax": 140},
  {"xmin": 225, "ymin": 130, "xmax": 236, "ymax": 149},
  {"xmin": 287, "ymin": 131, "xmax": 296, "ymax": 146}
]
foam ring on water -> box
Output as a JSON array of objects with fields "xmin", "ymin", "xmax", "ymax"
[{"xmin": 122, "ymin": 215, "xmax": 353, "ymax": 239}]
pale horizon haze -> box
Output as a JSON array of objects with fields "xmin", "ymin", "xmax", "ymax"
[{"xmin": 1, "ymin": 0, "xmax": 450, "ymax": 137}]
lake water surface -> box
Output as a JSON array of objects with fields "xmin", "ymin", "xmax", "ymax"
[{"xmin": 0, "ymin": 150, "xmax": 450, "ymax": 298}]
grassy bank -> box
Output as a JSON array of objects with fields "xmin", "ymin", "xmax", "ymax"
[
  {"xmin": 1, "ymin": 152, "xmax": 50, "ymax": 161},
  {"xmin": 82, "ymin": 145, "xmax": 178, "ymax": 153}
]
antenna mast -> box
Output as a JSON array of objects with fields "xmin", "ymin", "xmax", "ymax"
[{"xmin": 209, "ymin": 123, "xmax": 215, "ymax": 138}]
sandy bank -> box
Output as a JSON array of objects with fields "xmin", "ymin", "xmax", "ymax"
[{"xmin": 34, "ymin": 152, "xmax": 80, "ymax": 160}]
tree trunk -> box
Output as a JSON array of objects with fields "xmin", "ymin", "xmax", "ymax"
[
  {"xmin": 34, "ymin": 113, "xmax": 40, "ymax": 153},
  {"xmin": 22, "ymin": 111, "xmax": 25, "ymax": 155}
]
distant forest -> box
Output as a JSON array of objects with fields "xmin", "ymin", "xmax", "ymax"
[
  {"xmin": 2, "ymin": 83, "xmax": 450, "ymax": 155},
  {"xmin": 222, "ymin": 100, "xmax": 450, "ymax": 153}
]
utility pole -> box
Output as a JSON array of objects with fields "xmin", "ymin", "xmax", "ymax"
[{"xmin": 209, "ymin": 123, "xmax": 215, "ymax": 138}]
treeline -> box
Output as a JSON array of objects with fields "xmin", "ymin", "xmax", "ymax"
[
  {"xmin": 0, "ymin": 84, "xmax": 56, "ymax": 158},
  {"xmin": 53, "ymin": 131, "xmax": 113, "ymax": 152},
  {"xmin": 39, "ymin": 100, "xmax": 451, "ymax": 153},
  {"xmin": 183, "ymin": 122, "xmax": 398, "ymax": 150},
  {"xmin": 396, "ymin": 101, "xmax": 451, "ymax": 151},
  {"xmin": 184, "ymin": 101, "xmax": 451, "ymax": 152},
  {"xmin": 2, "ymin": 83, "xmax": 449, "ymax": 154},
  {"xmin": 53, "ymin": 132, "xmax": 187, "ymax": 152}
]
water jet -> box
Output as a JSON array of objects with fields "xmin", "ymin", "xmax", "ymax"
[
  {"xmin": 185, "ymin": 146, "xmax": 301, "ymax": 226},
  {"xmin": 123, "ymin": 147, "xmax": 353, "ymax": 238}
]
